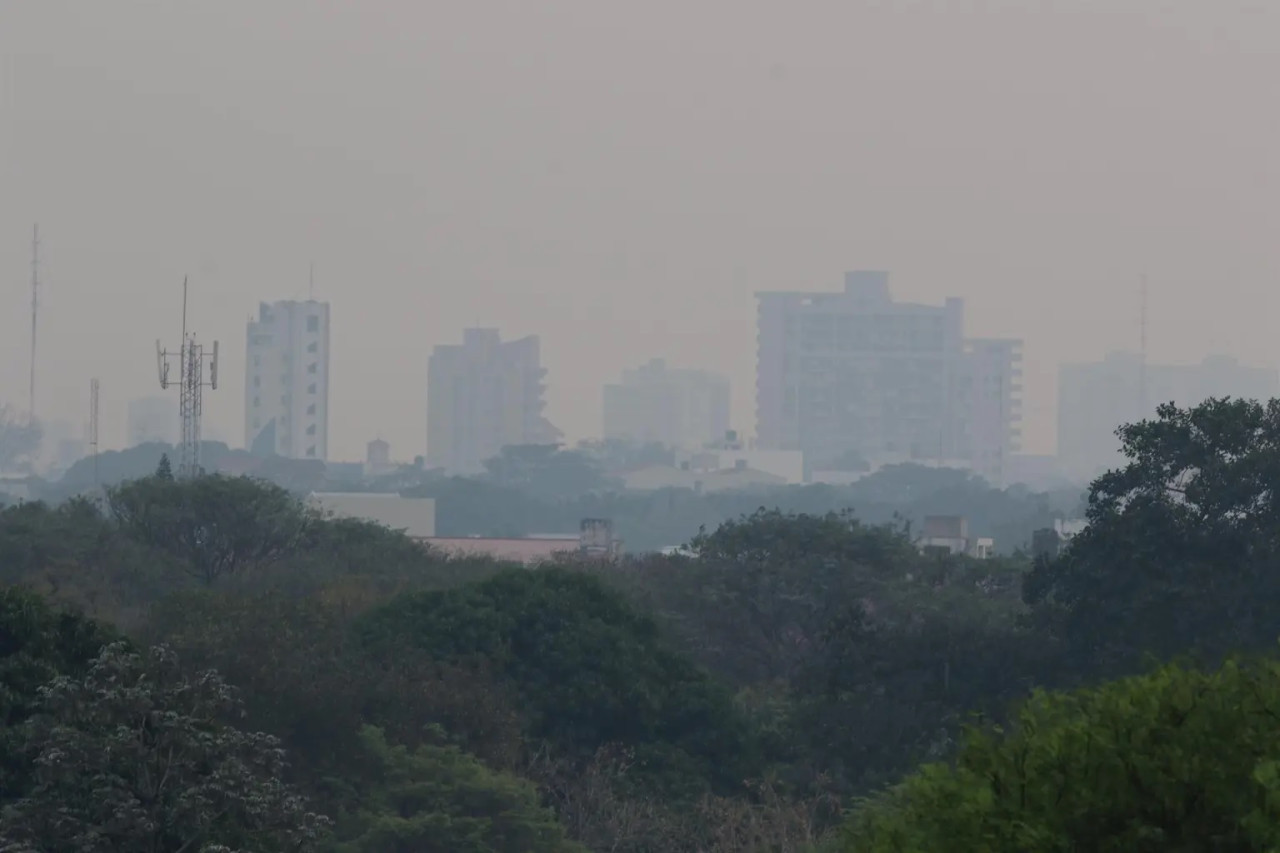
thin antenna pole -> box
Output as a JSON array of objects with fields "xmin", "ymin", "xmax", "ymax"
[
  {"xmin": 309, "ymin": 262, "xmax": 314, "ymax": 300},
  {"xmin": 89, "ymin": 378, "xmax": 100, "ymax": 489},
  {"xmin": 29, "ymin": 225, "xmax": 39, "ymax": 427},
  {"xmin": 1139, "ymin": 275, "xmax": 1148, "ymax": 416}
]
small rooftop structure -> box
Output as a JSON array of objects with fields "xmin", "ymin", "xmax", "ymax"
[
  {"xmin": 423, "ymin": 518, "xmax": 622, "ymax": 565},
  {"xmin": 917, "ymin": 515, "xmax": 994, "ymax": 559}
]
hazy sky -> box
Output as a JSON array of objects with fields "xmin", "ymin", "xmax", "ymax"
[{"xmin": 3, "ymin": 1, "xmax": 1279, "ymax": 460}]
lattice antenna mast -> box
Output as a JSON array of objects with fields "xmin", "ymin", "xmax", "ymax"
[
  {"xmin": 29, "ymin": 225, "xmax": 39, "ymax": 427},
  {"xmin": 157, "ymin": 277, "xmax": 219, "ymax": 478},
  {"xmin": 1139, "ymin": 275, "xmax": 1148, "ymax": 416},
  {"xmin": 88, "ymin": 378, "xmax": 100, "ymax": 488}
]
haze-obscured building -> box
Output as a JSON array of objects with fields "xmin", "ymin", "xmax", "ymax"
[
  {"xmin": 602, "ymin": 359, "xmax": 730, "ymax": 451},
  {"xmin": 308, "ymin": 492, "xmax": 436, "ymax": 539},
  {"xmin": 755, "ymin": 271, "xmax": 1022, "ymax": 485},
  {"xmin": 917, "ymin": 515, "xmax": 994, "ymax": 559},
  {"xmin": 427, "ymin": 328, "xmax": 562, "ymax": 475},
  {"xmin": 244, "ymin": 300, "xmax": 331, "ymax": 461},
  {"xmin": 127, "ymin": 396, "xmax": 177, "ymax": 447},
  {"xmin": 1057, "ymin": 352, "xmax": 1279, "ymax": 481}
]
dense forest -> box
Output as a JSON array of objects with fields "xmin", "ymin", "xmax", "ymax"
[{"xmin": 4, "ymin": 397, "xmax": 1280, "ymax": 850}]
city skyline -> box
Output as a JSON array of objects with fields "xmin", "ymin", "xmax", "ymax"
[
  {"xmin": 5, "ymin": 3, "xmax": 1280, "ymax": 460},
  {"xmin": 11, "ymin": 271, "xmax": 1280, "ymax": 473}
]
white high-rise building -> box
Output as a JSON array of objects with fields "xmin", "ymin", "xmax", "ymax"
[
  {"xmin": 426, "ymin": 328, "xmax": 562, "ymax": 474},
  {"xmin": 755, "ymin": 271, "xmax": 1022, "ymax": 484},
  {"xmin": 244, "ymin": 300, "xmax": 330, "ymax": 460}
]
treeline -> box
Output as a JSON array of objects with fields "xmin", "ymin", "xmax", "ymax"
[
  {"xmin": 32, "ymin": 438, "xmax": 1083, "ymax": 553},
  {"xmin": 5, "ymin": 397, "xmax": 1280, "ymax": 850}
]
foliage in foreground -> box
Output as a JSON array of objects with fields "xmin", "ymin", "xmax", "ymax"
[
  {"xmin": 837, "ymin": 656, "xmax": 1280, "ymax": 852},
  {"xmin": 357, "ymin": 567, "xmax": 756, "ymax": 794},
  {"xmin": 0, "ymin": 641, "xmax": 329, "ymax": 853},
  {"xmin": 333, "ymin": 726, "xmax": 584, "ymax": 853}
]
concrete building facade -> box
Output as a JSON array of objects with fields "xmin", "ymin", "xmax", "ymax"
[
  {"xmin": 1058, "ymin": 352, "xmax": 1279, "ymax": 481},
  {"xmin": 245, "ymin": 300, "xmax": 331, "ymax": 461},
  {"xmin": 602, "ymin": 358, "xmax": 730, "ymax": 450},
  {"xmin": 427, "ymin": 328, "xmax": 562, "ymax": 475},
  {"xmin": 127, "ymin": 396, "xmax": 177, "ymax": 447},
  {"xmin": 755, "ymin": 271, "xmax": 1022, "ymax": 484}
]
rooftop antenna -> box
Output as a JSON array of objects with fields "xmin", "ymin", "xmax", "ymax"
[
  {"xmin": 1139, "ymin": 274, "xmax": 1148, "ymax": 416},
  {"xmin": 157, "ymin": 277, "xmax": 219, "ymax": 478},
  {"xmin": 28, "ymin": 225, "xmax": 39, "ymax": 427},
  {"xmin": 309, "ymin": 261, "xmax": 315, "ymax": 300},
  {"xmin": 88, "ymin": 378, "xmax": 100, "ymax": 489}
]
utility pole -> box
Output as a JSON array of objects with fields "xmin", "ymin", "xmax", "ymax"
[
  {"xmin": 1139, "ymin": 275, "xmax": 1148, "ymax": 416},
  {"xmin": 88, "ymin": 378, "xmax": 100, "ymax": 488},
  {"xmin": 29, "ymin": 225, "xmax": 39, "ymax": 426},
  {"xmin": 157, "ymin": 277, "xmax": 219, "ymax": 478}
]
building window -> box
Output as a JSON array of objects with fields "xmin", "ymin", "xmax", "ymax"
[
  {"xmin": 306, "ymin": 445, "xmax": 316, "ymax": 457},
  {"xmin": 252, "ymin": 396, "xmax": 260, "ymax": 408},
  {"xmin": 306, "ymin": 425, "xmax": 316, "ymax": 436},
  {"xmin": 306, "ymin": 404, "xmax": 316, "ymax": 415},
  {"xmin": 253, "ymin": 376, "xmax": 261, "ymax": 388},
  {"xmin": 307, "ymin": 342, "xmax": 318, "ymax": 353},
  {"xmin": 307, "ymin": 315, "xmax": 319, "ymax": 333},
  {"xmin": 307, "ymin": 362, "xmax": 317, "ymax": 374},
  {"xmin": 307, "ymin": 384, "xmax": 317, "ymax": 394}
]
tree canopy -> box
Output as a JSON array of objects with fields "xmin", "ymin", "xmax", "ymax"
[
  {"xmin": 357, "ymin": 568, "xmax": 755, "ymax": 793},
  {"xmin": 1025, "ymin": 397, "xmax": 1280, "ymax": 674},
  {"xmin": 837, "ymin": 656, "xmax": 1280, "ymax": 852},
  {"xmin": 0, "ymin": 641, "xmax": 329, "ymax": 853}
]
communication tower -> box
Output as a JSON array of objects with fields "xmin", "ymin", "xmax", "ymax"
[
  {"xmin": 1139, "ymin": 275, "xmax": 1149, "ymax": 415},
  {"xmin": 157, "ymin": 277, "xmax": 219, "ymax": 478},
  {"xmin": 29, "ymin": 225, "xmax": 39, "ymax": 426},
  {"xmin": 88, "ymin": 378, "xmax": 100, "ymax": 487}
]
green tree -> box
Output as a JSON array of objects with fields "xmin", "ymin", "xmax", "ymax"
[
  {"xmin": 144, "ymin": 590, "xmax": 527, "ymax": 801},
  {"xmin": 334, "ymin": 726, "xmax": 582, "ymax": 853},
  {"xmin": 0, "ymin": 641, "xmax": 330, "ymax": 852},
  {"xmin": 1025, "ymin": 397, "xmax": 1280, "ymax": 674},
  {"xmin": 155, "ymin": 453, "xmax": 174, "ymax": 481},
  {"xmin": 107, "ymin": 474, "xmax": 310, "ymax": 586},
  {"xmin": 482, "ymin": 444, "xmax": 611, "ymax": 500},
  {"xmin": 689, "ymin": 508, "xmax": 911, "ymax": 566},
  {"xmin": 357, "ymin": 568, "xmax": 754, "ymax": 793},
  {"xmin": 0, "ymin": 587, "xmax": 116, "ymax": 801},
  {"xmin": 833, "ymin": 656, "xmax": 1280, "ymax": 852}
]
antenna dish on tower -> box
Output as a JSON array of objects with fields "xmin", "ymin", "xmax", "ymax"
[{"xmin": 156, "ymin": 277, "xmax": 219, "ymax": 478}]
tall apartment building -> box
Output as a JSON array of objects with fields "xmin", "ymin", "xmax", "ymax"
[
  {"xmin": 127, "ymin": 396, "xmax": 177, "ymax": 447},
  {"xmin": 755, "ymin": 270, "xmax": 1022, "ymax": 484},
  {"xmin": 1058, "ymin": 352, "xmax": 1279, "ymax": 481},
  {"xmin": 602, "ymin": 359, "xmax": 730, "ymax": 450},
  {"xmin": 427, "ymin": 328, "xmax": 562, "ymax": 474},
  {"xmin": 244, "ymin": 300, "xmax": 330, "ymax": 460},
  {"xmin": 953, "ymin": 338, "xmax": 1024, "ymax": 486}
]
